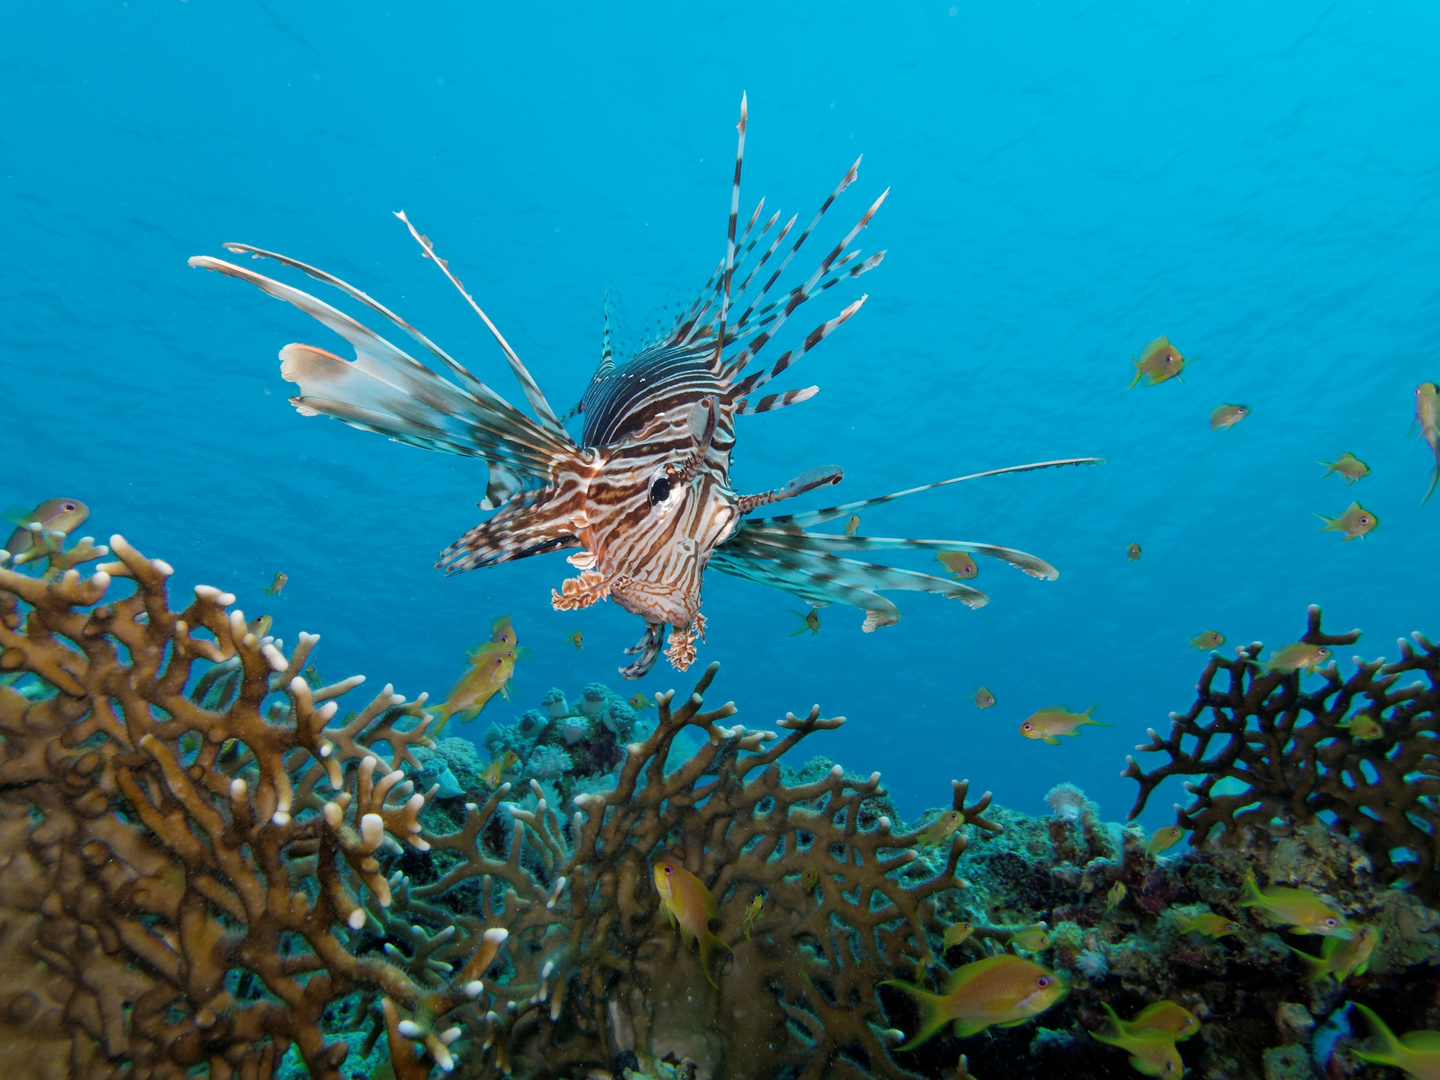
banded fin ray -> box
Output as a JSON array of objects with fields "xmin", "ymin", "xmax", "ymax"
[
  {"xmin": 725, "ymin": 524, "xmax": 1060, "ymax": 580},
  {"xmin": 188, "ymin": 255, "xmax": 570, "ymax": 491},
  {"xmin": 768, "ymin": 458, "xmax": 1105, "ymax": 529}
]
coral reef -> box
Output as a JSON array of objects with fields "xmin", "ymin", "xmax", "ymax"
[{"xmin": 1125, "ymin": 604, "xmax": 1440, "ymax": 904}]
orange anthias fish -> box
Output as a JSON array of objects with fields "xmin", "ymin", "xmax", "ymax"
[
  {"xmin": 1189, "ymin": 630, "xmax": 1225, "ymax": 650},
  {"xmin": 262, "ymin": 572, "xmax": 288, "ymax": 596},
  {"xmin": 481, "ymin": 750, "xmax": 519, "ymax": 789},
  {"xmin": 1146, "ymin": 824, "xmax": 1185, "ymax": 856},
  {"xmin": 652, "ymin": 859, "xmax": 732, "ymax": 987},
  {"xmin": 191, "ymin": 98, "xmax": 1100, "ymax": 682},
  {"xmin": 971, "ymin": 687, "xmax": 996, "ymax": 710},
  {"xmin": 1127, "ymin": 336, "xmax": 1192, "ymax": 388},
  {"xmin": 882, "ymin": 955, "xmax": 1065, "ymax": 1048},
  {"xmin": 1319, "ymin": 452, "xmax": 1369, "ymax": 485},
  {"xmin": 1287, "ymin": 926, "xmax": 1380, "ymax": 983},
  {"xmin": 790, "ymin": 607, "xmax": 822, "ymax": 636},
  {"xmin": 3, "ymin": 498, "xmax": 90, "ymax": 556},
  {"xmin": 1019, "ymin": 705, "xmax": 1110, "ymax": 745},
  {"xmin": 1209, "ymin": 404, "xmax": 1249, "ymax": 430},
  {"xmin": 1257, "ymin": 641, "xmax": 1331, "ymax": 676},
  {"xmin": 1176, "ymin": 910, "xmax": 1240, "ymax": 938},
  {"xmin": 564, "ymin": 629, "xmax": 584, "ymax": 650},
  {"xmin": 915, "ymin": 810, "xmax": 964, "ymax": 847},
  {"xmin": 1127, "ymin": 542, "xmax": 1142, "ymax": 561},
  {"xmin": 1316, "ymin": 501, "xmax": 1377, "ymax": 541},
  {"xmin": 1239, "ymin": 871, "xmax": 1354, "ymax": 938},
  {"xmin": 844, "ymin": 515, "xmax": 861, "ymax": 537},
  {"xmin": 432, "ymin": 615, "xmax": 527, "ymax": 728},
  {"xmin": 1090, "ymin": 1003, "xmax": 1187, "ymax": 1077},
  {"xmin": 1418, "ymin": 382, "xmax": 1440, "ymax": 505},
  {"xmin": 1351, "ymin": 1002, "xmax": 1440, "ymax": 1079},
  {"xmin": 936, "ymin": 551, "xmax": 979, "ymax": 579}
]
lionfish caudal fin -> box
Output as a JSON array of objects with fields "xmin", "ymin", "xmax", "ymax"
[
  {"xmin": 619, "ymin": 94, "xmax": 886, "ymax": 418},
  {"xmin": 188, "ymin": 235, "xmax": 585, "ymax": 570},
  {"xmin": 709, "ymin": 458, "xmax": 1103, "ymax": 630}
]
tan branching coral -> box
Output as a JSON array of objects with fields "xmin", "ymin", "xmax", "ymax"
[
  {"xmin": 1125, "ymin": 604, "xmax": 1440, "ymax": 904},
  {"xmin": 0, "ymin": 535, "xmax": 506, "ymax": 1078}
]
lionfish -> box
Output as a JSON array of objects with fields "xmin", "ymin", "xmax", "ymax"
[{"xmin": 190, "ymin": 96, "xmax": 1099, "ymax": 679}]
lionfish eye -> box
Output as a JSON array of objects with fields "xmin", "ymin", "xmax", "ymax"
[{"xmin": 650, "ymin": 476, "xmax": 672, "ymax": 505}]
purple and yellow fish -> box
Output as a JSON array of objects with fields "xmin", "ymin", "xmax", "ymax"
[
  {"xmin": 1239, "ymin": 871, "xmax": 1354, "ymax": 938},
  {"xmin": 190, "ymin": 98, "xmax": 1100, "ymax": 681},
  {"xmin": 1317, "ymin": 501, "xmax": 1377, "ymax": 541},
  {"xmin": 1020, "ymin": 704, "xmax": 1110, "ymax": 744},
  {"xmin": 1127, "ymin": 336, "xmax": 1191, "ymax": 388},
  {"xmin": 652, "ymin": 859, "xmax": 732, "ymax": 987},
  {"xmin": 431, "ymin": 615, "xmax": 527, "ymax": 728},
  {"xmin": 882, "ymin": 955, "xmax": 1065, "ymax": 1048},
  {"xmin": 3, "ymin": 498, "xmax": 89, "ymax": 557},
  {"xmin": 1418, "ymin": 382, "xmax": 1440, "ymax": 505},
  {"xmin": 1351, "ymin": 1002, "xmax": 1440, "ymax": 1079}
]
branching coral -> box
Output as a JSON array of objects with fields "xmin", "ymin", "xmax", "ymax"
[
  {"xmin": 0, "ymin": 536, "xmax": 509, "ymax": 1078},
  {"xmin": 1125, "ymin": 604, "xmax": 1440, "ymax": 904}
]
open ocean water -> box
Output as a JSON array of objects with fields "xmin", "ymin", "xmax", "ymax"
[{"xmin": 4, "ymin": 1, "xmax": 1438, "ymax": 827}]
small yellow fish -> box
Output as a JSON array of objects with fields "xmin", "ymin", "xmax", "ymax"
[
  {"xmin": 1258, "ymin": 641, "xmax": 1331, "ymax": 676},
  {"xmin": 564, "ymin": 629, "xmax": 584, "ymax": 650},
  {"xmin": 955, "ymin": 1055, "xmax": 977, "ymax": 1080},
  {"xmin": 1145, "ymin": 824, "xmax": 1185, "ymax": 856},
  {"xmin": 971, "ymin": 687, "xmax": 996, "ymax": 710},
  {"xmin": 1319, "ymin": 452, "xmax": 1370, "ymax": 485},
  {"xmin": 433, "ymin": 616, "xmax": 526, "ymax": 727},
  {"xmin": 480, "ymin": 750, "xmax": 519, "ymax": 789},
  {"xmin": 800, "ymin": 868, "xmax": 820, "ymax": 894},
  {"xmin": 844, "ymin": 515, "xmax": 861, "ymax": 537},
  {"xmin": 262, "ymin": 571, "xmax": 288, "ymax": 596},
  {"xmin": 1019, "ymin": 704, "xmax": 1110, "ymax": 745},
  {"xmin": 1011, "ymin": 923, "xmax": 1051, "ymax": 952},
  {"xmin": 1351, "ymin": 1002, "xmax": 1440, "ymax": 1080},
  {"xmin": 881, "ymin": 955, "xmax": 1065, "ymax": 1048},
  {"xmin": 1128, "ymin": 1001, "xmax": 1200, "ymax": 1041},
  {"xmin": 1340, "ymin": 714, "xmax": 1384, "ymax": 741},
  {"xmin": 1175, "ymin": 911, "xmax": 1240, "ymax": 938},
  {"xmin": 302, "ymin": 662, "xmax": 323, "ymax": 689},
  {"xmin": 789, "ymin": 607, "xmax": 822, "ymax": 636},
  {"xmin": 1316, "ymin": 501, "xmax": 1377, "ymax": 541},
  {"xmin": 936, "ymin": 551, "xmax": 979, "ymax": 579},
  {"xmin": 1286, "ymin": 925, "xmax": 1379, "ymax": 983},
  {"xmin": 1209, "ymin": 404, "xmax": 1249, "ymax": 430},
  {"xmin": 1127, "ymin": 542, "xmax": 1142, "ymax": 561},
  {"xmin": 629, "ymin": 691, "xmax": 655, "ymax": 712},
  {"xmin": 741, "ymin": 893, "xmax": 765, "ymax": 940},
  {"xmin": 1189, "ymin": 630, "xmax": 1225, "ymax": 650},
  {"xmin": 247, "ymin": 615, "xmax": 273, "ymax": 639},
  {"xmin": 1091, "ymin": 1004, "xmax": 1184, "ymax": 1077},
  {"xmin": 1127, "ymin": 336, "xmax": 1191, "ymax": 389},
  {"xmin": 1417, "ymin": 382, "xmax": 1440, "ymax": 505},
  {"xmin": 942, "ymin": 921, "xmax": 975, "ymax": 949},
  {"xmin": 915, "ymin": 810, "xmax": 965, "ymax": 847},
  {"xmin": 1239, "ymin": 871, "xmax": 1354, "ymax": 938},
  {"xmin": 1106, "ymin": 882, "xmax": 1127, "ymax": 912},
  {"xmin": 652, "ymin": 859, "xmax": 732, "ymax": 987},
  {"xmin": 3, "ymin": 498, "xmax": 90, "ymax": 556}
]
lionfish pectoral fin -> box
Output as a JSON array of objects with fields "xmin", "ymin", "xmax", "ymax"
[
  {"xmin": 736, "ymin": 465, "xmax": 844, "ymax": 515},
  {"xmin": 620, "ymin": 623, "xmax": 664, "ymax": 681},
  {"xmin": 438, "ymin": 489, "xmax": 583, "ymax": 575}
]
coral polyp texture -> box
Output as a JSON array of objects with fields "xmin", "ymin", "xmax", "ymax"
[
  {"xmin": 0, "ymin": 532, "xmax": 996, "ymax": 1079},
  {"xmin": 1125, "ymin": 604, "xmax": 1440, "ymax": 905}
]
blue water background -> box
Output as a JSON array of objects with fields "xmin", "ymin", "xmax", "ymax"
[{"xmin": 5, "ymin": 2, "xmax": 1438, "ymax": 825}]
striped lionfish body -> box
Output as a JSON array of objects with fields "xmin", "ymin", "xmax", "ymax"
[{"xmin": 190, "ymin": 96, "xmax": 1099, "ymax": 679}]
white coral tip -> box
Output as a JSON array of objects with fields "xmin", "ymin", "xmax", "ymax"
[
  {"xmin": 348, "ymin": 908, "xmax": 366, "ymax": 930},
  {"xmin": 878, "ymin": 816, "xmax": 891, "ymax": 832},
  {"xmin": 868, "ymin": 771, "xmax": 881, "ymax": 785},
  {"xmin": 262, "ymin": 643, "xmax": 289, "ymax": 672},
  {"xmin": 440, "ymin": 1027, "xmax": 462, "ymax": 1045},
  {"xmin": 433, "ymin": 1046, "xmax": 455, "ymax": 1072},
  {"xmin": 465, "ymin": 979, "xmax": 485, "ymax": 998},
  {"xmin": 151, "ymin": 559, "xmax": 175, "ymax": 577},
  {"xmin": 322, "ymin": 802, "xmax": 342, "ymax": 828},
  {"xmin": 229, "ymin": 778, "xmax": 247, "ymax": 801},
  {"xmin": 194, "ymin": 584, "xmax": 221, "ymax": 600},
  {"xmin": 484, "ymin": 927, "xmax": 509, "ymax": 944},
  {"xmin": 90, "ymin": 570, "xmax": 111, "ymax": 590},
  {"xmin": 397, "ymin": 1019, "xmax": 422, "ymax": 1039},
  {"xmin": 271, "ymin": 810, "xmax": 291, "ymax": 826},
  {"xmin": 360, "ymin": 812, "xmax": 384, "ymax": 849},
  {"xmin": 829, "ymin": 764, "xmax": 843, "ymax": 778}
]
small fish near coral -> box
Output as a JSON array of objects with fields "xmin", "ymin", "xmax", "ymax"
[
  {"xmin": 2, "ymin": 497, "xmax": 89, "ymax": 558},
  {"xmin": 1319, "ymin": 451, "xmax": 1369, "ymax": 485},
  {"xmin": 628, "ymin": 690, "xmax": 655, "ymax": 712},
  {"xmin": 1239, "ymin": 871, "xmax": 1354, "ymax": 938},
  {"xmin": 1255, "ymin": 640, "xmax": 1330, "ymax": 675},
  {"xmin": 1351, "ymin": 1002, "xmax": 1440, "ymax": 1079},
  {"xmin": 1339, "ymin": 713, "xmax": 1385, "ymax": 740},
  {"xmin": 1287, "ymin": 926, "xmax": 1379, "ymax": 983},
  {"xmin": 1145, "ymin": 823, "xmax": 1185, "ymax": 856},
  {"xmin": 430, "ymin": 615, "xmax": 528, "ymax": 731},
  {"xmin": 789, "ymin": 606, "xmax": 822, "ymax": 636},
  {"xmin": 1105, "ymin": 881, "xmax": 1127, "ymax": 912},
  {"xmin": 1188, "ymin": 630, "xmax": 1225, "ymax": 650},
  {"xmin": 1019, "ymin": 704, "xmax": 1109, "ymax": 744},
  {"xmin": 942, "ymin": 921, "xmax": 975, "ymax": 949},
  {"xmin": 882, "ymin": 955, "xmax": 1065, "ymax": 1049},
  {"xmin": 262, "ymin": 571, "xmax": 288, "ymax": 596},
  {"xmin": 936, "ymin": 551, "xmax": 979, "ymax": 579},
  {"xmin": 1127, "ymin": 336, "xmax": 1193, "ymax": 388},
  {"xmin": 1010, "ymin": 923, "xmax": 1051, "ymax": 952},
  {"xmin": 1127, "ymin": 542, "xmax": 1142, "ymax": 561},
  {"xmin": 1209, "ymin": 404, "xmax": 1249, "ymax": 430},
  {"xmin": 190, "ymin": 96, "xmax": 1100, "ymax": 681},
  {"xmin": 1316, "ymin": 500, "xmax": 1377, "ymax": 541},
  {"xmin": 1175, "ymin": 910, "xmax": 1239, "ymax": 938},
  {"xmin": 564, "ymin": 628, "xmax": 584, "ymax": 650},
  {"xmin": 1417, "ymin": 381, "xmax": 1440, "ymax": 504},
  {"xmin": 480, "ymin": 749, "xmax": 519, "ymax": 789},
  {"xmin": 652, "ymin": 859, "xmax": 731, "ymax": 987},
  {"xmin": 1090, "ymin": 1002, "xmax": 1187, "ymax": 1077},
  {"xmin": 971, "ymin": 686, "xmax": 996, "ymax": 709},
  {"xmin": 915, "ymin": 810, "xmax": 964, "ymax": 847},
  {"xmin": 740, "ymin": 892, "xmax": 765, "ymax": 940}
]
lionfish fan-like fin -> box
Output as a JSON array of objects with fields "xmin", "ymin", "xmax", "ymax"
[
  {"xmin": 394, "ymin": 210, "xmax": 570, "ymax": 440},
  {"xmin": 188, "ymin": 256, "xmax": 571, "ymax": 489},
  {"xmin": 771, "ymin": 458, "xmax": 1106, "ymax": 529},
  {"xmin": 728, "ymin": 524, "xmax": 1060, "ymax": 581},
  {"xmin": 712, "ymin": 92, "xmax": 748, "ymax": 373},
  {"xmin": 437, "ymin": 491, "xmax": 583, "ymax": 574}
]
